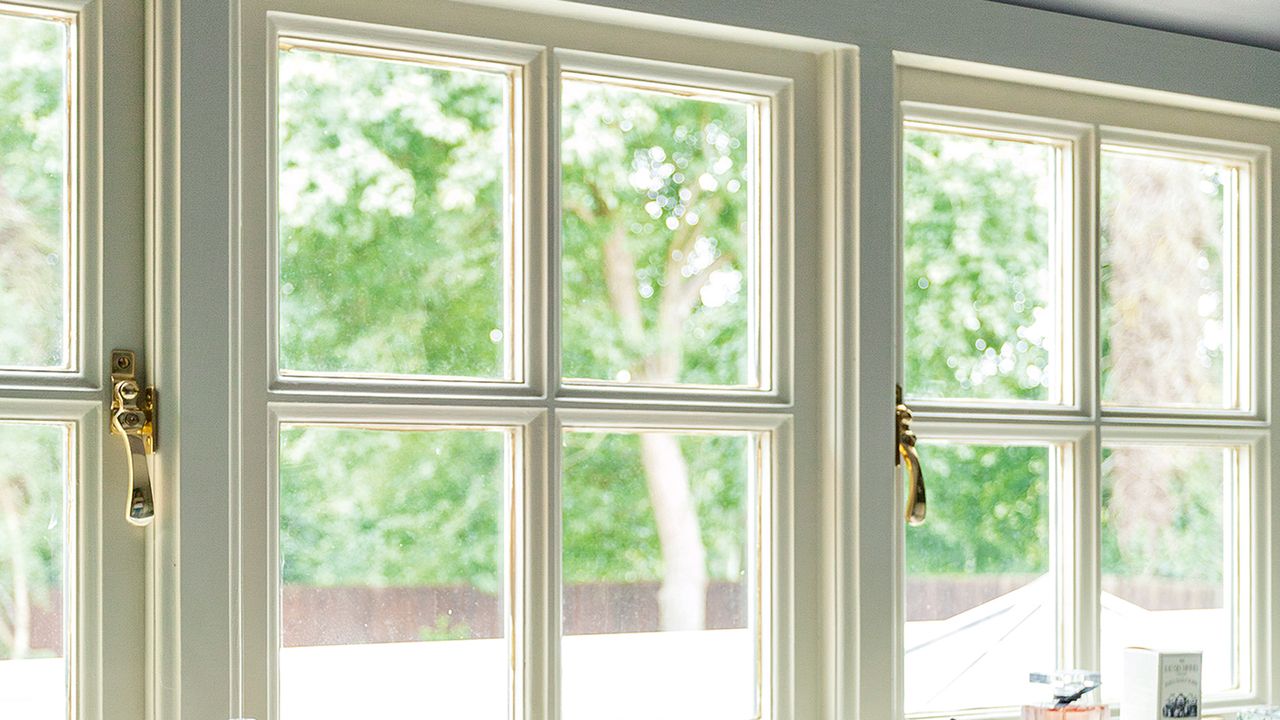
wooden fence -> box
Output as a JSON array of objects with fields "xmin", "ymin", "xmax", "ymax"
[{"xmin": 17, "ymin": 576, "xmax": 1223, "ymax": 654}]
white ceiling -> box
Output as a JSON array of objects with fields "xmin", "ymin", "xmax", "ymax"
[{"xmin": 990, "ymin": 0, "xmax": 1280, "ymax": 51}]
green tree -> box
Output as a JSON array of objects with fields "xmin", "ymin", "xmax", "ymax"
[
  {"xmin": 275, "ymin": 50, "xmax": 756, "ymax": 633},
  {"xmin": 0, "ymin": 13, "xmax": 70, "ymax": 660},
  {"xmin": 0, "ymin": 28, "xmax": 1231, "ymax": 646},
  {"xmin": 559, "ymin": 80, "xmax": 754, "ymax": 629},
  {"xmin": 0, "ymin": 14, "xmax": 68, "ymax": 368},
  {"xmin": 902, "ymin": 128, "xmax": 1057, "ymax": 584},
  {"xmin": 903, "ymin": 128, "xmax": 1054, "ymax": 402},
  {"xmin": 0, "ymin": 424, "xmax": 65, "ymax": 660},
  {"xmin": 902, "ymin": 127, "xmax": 1227, "ymax": 594},
  {"xmin": 278, "ymin": 48, "xmax": 508, "ymax": 377}
]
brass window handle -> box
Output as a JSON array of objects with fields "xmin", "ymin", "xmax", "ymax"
[
  {"xmin": 896, "ymin": 385, "xmax": 926, "ymax": 526},
  {"xmin": 110, "ymin": 350, "xmax": 156, "ymax": 526}
]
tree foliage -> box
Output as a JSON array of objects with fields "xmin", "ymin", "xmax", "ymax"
[
  {"xmin": 902, "ymin": 128, "xmax": 1053, "ymax": 402},
  {"xmin": 0, "ymin": 424, "xmax": 65, "ymax": 659},
  {"xmin": 0, "ymin": 14, "xmax": 70, "ymax": 660},
  {"xmin": 273, "ymin": 51, "xmax": 753, "ymax": 622},
  {"xmin": 560, "ymin": 80, "xmax": 752, "ymax": 385},
  {"xmin": 278, "ymin": 49, "xmax": 509, "ymax": 377},
  {"xmin": 279, "ymin": 427, "xmax": 506, "ymax": 592},
  {"xmin": 0, "ymin": 15, "xmax": 68, "ymax": 369},
  {"xmin": 561, "ymin": 432, "xmax": 747, "ymax": 584},
  {"xmin": 906, "ymin": 444, "xmax": 1050, "ymax": 576},
  {"xmin": 903, "ymin": 128, "xmax": 1226, "ymax": 585}
]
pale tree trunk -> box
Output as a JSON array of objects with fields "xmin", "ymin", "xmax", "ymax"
[
  {"xmin": 584, "ymin": 189, "xmax": 716, "ymax": 631},
  {"xmin": 0, "ymin": 475, "xmax": 32, "ymax": 659},
  {"xmin": 639, "ymin": 433, "xmax": 708, "ymax": 630},
  {"xmin": 636, "ymin": 273, "xmax": 710, "ymax": 630}
]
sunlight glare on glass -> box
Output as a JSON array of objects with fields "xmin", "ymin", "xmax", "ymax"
[
  {"xmin": 1100, "ymin": 147, "xmax": 1236, "ymax": 409},
  {"xmin": 1099, "ymin": 444, "xmax": 1235, "ymax": 698}
]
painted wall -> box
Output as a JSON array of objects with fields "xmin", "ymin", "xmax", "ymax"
[{"xmin": 539, "ymin": 0, "xmax": 1280, "ymax": 109}]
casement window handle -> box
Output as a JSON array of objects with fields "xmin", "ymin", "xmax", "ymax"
[
  {"xmin": 896, "ymin": 385, "xmax": 926, "ymax": 526},
  {"xmin": 110, "ymin": 350, "xmax": 156, "ymax": 526}
]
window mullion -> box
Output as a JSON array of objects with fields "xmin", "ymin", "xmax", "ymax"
[
  {"xmin": 523, "ymin": 410, "xmax": 555, "ymax": 720},
  {"xmin": 1073, "ymin": 121, "xmax": 1102, "ymax": 679},
  {"xmin": 1077, "ymin": 124, "xmax": 1100, "ymax": 420},
  {"xmin": 539, "ymin": 47, "xmax": 559, "ymax": 720},
  {"xmin": 1064, "ymin": 427, "xmax": 1102, "ymax": 674}
]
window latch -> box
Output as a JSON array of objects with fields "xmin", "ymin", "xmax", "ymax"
[
  {"xmin": 896, "ymin": 385, "xmax": 926, "ymax": 526},
  {"xmin": 110, "ymin": 349, "xmax": 156, "ymax": 526}
]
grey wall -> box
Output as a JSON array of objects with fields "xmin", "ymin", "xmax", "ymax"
[{"xmin": 543, "ymin": 0, "xmax": 1280, "ymax": 109}]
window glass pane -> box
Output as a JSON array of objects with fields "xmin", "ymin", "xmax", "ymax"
[
  {"xmin": 1100, "ymin": 149, "xmax": 1235, "ymax": 408},
  {"xmin": 0, "ymin": 13, "xmax": 71, "ymax": 370},
  {"xmin": 0, "ymin": 422, "xmax": 70, "ymax": 720},
  {"xmin": 277, "ymin": 45, "xmax": 513, "ymax": 379},
  {"xmin": 1100, "ymin": 444, "xmax": 1235, "ymax": 700},
  {"xmin": 278, "ymin": 425, "xmax": 509, "ymax": 718},
  {"xmin": 902, "ymin": 125, "xmax": 1060, "ymax": 402},
  {"xmin": 561, "ymin": 430, "xmax": 758, "ymax": 719},
  {"xmin": 560, "ymin": 77, "xmax": 763, "ymax": 388},
  {"xmin": 904, "ymin": 442, "xmax": 1053, "ymax": 714}
]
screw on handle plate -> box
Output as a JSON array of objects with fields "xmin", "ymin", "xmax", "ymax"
[{"xmin": 110, "ymin": 350, "xmax": 156, "ymax": 526}]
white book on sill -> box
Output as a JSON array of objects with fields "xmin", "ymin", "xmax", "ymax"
[{"xmin": 1123, "ymin": 648, "xmax": 1202, "ymax": 720}]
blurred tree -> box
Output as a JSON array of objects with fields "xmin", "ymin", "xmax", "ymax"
[
  {"xmin": 0, "ymin": 14, "xmax": 69, "ymax": 661},
  {"xmin": 903, "ymin": 129, "xmax": 1058, "ymax": 590},
  {"xmin": 0, "ymin": 34, "xmax": 1233, "ymax": 647},
  {"xmin": 1100, "ymin": 153, "xmax": 1229, "ymax": 592},
  {"xmin": 906, "ymin": 444, "xmax": 1050, "ymax": 577},
  {"xmin": 560, "ymin": 80, "xmax": 753, "ymax": 629},
  {"xmin": 0, "ymin": 425, "xmax": 65, "ymax": 660},
  {"xmin": 274, "ymin": 51, "xmax": 754, "ymax": 632},
  {"xmin": 277, "ymin": 49, "xmax": 509, "ymax": 378},
  {"xmin": 903, "ymin": 129, "xmax": 1227, "ymax": 595},
  {"xmin": 902, "ymin": 128, "xmax": 1053, "ymax": 402}
]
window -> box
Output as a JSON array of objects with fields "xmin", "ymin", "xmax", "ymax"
[
  {"xmin": 8, "ymin": 1, "xmax": 1280, "ymax": 719},
  {"xmin": 0, "ymin": 9, "xmax": 75, "ymax": 715},
  {"xmin": 902, "ymin": 123, "xmax": 1068, "ymax": 404},
  {"xmin": 559, "ymin": 424, "xmax": 771, "ymax": 719},
  {"xmin": 559, "ymin": 74, "xmax": 769, "ymax": 389},
  {"xmin": 1099, "ymin": 146, "xmax": 1244, "ymax": 409},
  {"xmin": 0, "ymin": 9, "xmax": 73, "ymax": 373},
  {"xmin": 276, "ymin": 423, "xmax": 513, "ymax": 717},
  {"xmin": 0, "ymin": 421, "xmax": 72, "ymax": 718},
  {"xmin": 0, "ymin": 1, "xmax": 147, "ymax": 718},
  {"xmin": 275, "ymin": 40, "xmax": 518, "ymax": 381},
  {"xmin": 898, "ymin": 65, "xmax": 1271, "ymax": 719},
  {"xmin": 233, "ymin": 8, "xmax": 819, "ymax": 720}
]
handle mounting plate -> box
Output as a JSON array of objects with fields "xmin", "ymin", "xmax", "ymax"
[
  {"xmin": 110, "ymin": 350, "xmax": 156, "ymax": 526},
  {"xmin": 896, "ymin": 384, "xmax": 927, "ymax": 526}
]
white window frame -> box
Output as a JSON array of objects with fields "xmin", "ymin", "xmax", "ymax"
[
  {"xmin": 227, "ymin": 3, "xmax": 829, "ymax": 720},
  {"xmin": 885, "ymin": 58, "xmax": 1280, "ymax": 719}
]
